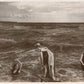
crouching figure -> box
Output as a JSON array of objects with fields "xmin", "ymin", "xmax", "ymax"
[{"xmin": 12, "ymin": 59, "xmax": 22, "ymax": 75}]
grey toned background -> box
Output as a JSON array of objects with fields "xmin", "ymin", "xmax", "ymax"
[{"xmin": 0, "ymin": 1, "xmax": 84, "ymax": 82}]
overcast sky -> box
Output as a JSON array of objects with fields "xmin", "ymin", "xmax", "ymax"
[{"xmin": 0, "ymin": 1, "xmax": 84, "ymax": 22}]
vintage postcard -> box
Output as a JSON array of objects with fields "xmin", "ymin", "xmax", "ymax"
[{"xmin": 0, "ymin": 0, "xmax": 84, "ymax": 82}]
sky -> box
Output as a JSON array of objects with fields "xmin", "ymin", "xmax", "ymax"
[{"xmin": 0, "ymin": 0, "xmax": 84, "ymax": 22}]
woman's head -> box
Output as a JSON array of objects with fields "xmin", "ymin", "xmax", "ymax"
[{"xmin": 35, "ymin": 43, "xmax": 41, "ymax": 48}]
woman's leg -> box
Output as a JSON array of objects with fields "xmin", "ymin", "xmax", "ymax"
[
  {"xmin": 50, "ymin": 65, "xmax": 55, "ymax": 80},
  {"xmin": 44, "ymin": 65, "xmax": 47, "ymax": 77},
  {"xmin": 13, "ymin": 64, "xmax": 19, "ymax": 74},
  {"xmin": 18, "ymin": 63, "xmax": 22, "ymax": 73}
]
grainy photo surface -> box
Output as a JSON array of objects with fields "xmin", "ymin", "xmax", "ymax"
[{"xmin": 0, "ymin": 0, "xmax": 84, "ymax": 82}]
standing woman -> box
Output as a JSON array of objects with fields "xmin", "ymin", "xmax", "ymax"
[
  {"xmin": 35, "ymin": 43, "xmax": 55, "ymax": 80},
  {"xmin": 80, "ymin": 52, "xmax": 84, "ymax": 70}
]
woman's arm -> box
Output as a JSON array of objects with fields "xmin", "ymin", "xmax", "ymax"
[
  {"xmin": 40, "ymin": 52, "xmax": 43, "ymax": 65},
  {"xmin": 80, "ymin": 53, "xmax": 84, "ymax": 65},
  {"xmin": 15, "ymin": 59, "xmax": 22, "ymax": 73}
]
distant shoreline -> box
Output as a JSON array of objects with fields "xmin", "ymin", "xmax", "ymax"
[{"xmin": 0, "ymin": 21, "xmax": 84, "ymax": 24}]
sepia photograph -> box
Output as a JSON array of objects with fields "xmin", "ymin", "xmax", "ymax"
[{"xmin": 0, "ymin": 0, "xmax": 84, "ymax": 82}]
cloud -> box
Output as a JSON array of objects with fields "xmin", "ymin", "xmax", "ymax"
[{"xmin": 0, "ymin": 1, "xmax": 84, "ymax": 22}]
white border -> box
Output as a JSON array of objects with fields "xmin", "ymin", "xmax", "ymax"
[
  {"xmin": 0, "ymin": 0, "xmax": 84, "ymax": 83},
  {"xmin": 0, "ymin": 0, "xmax": 84, "ymax": 2},
  {"xmin": 0, "ymin": 82, "xmax": 84, "ymax": 84}
]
